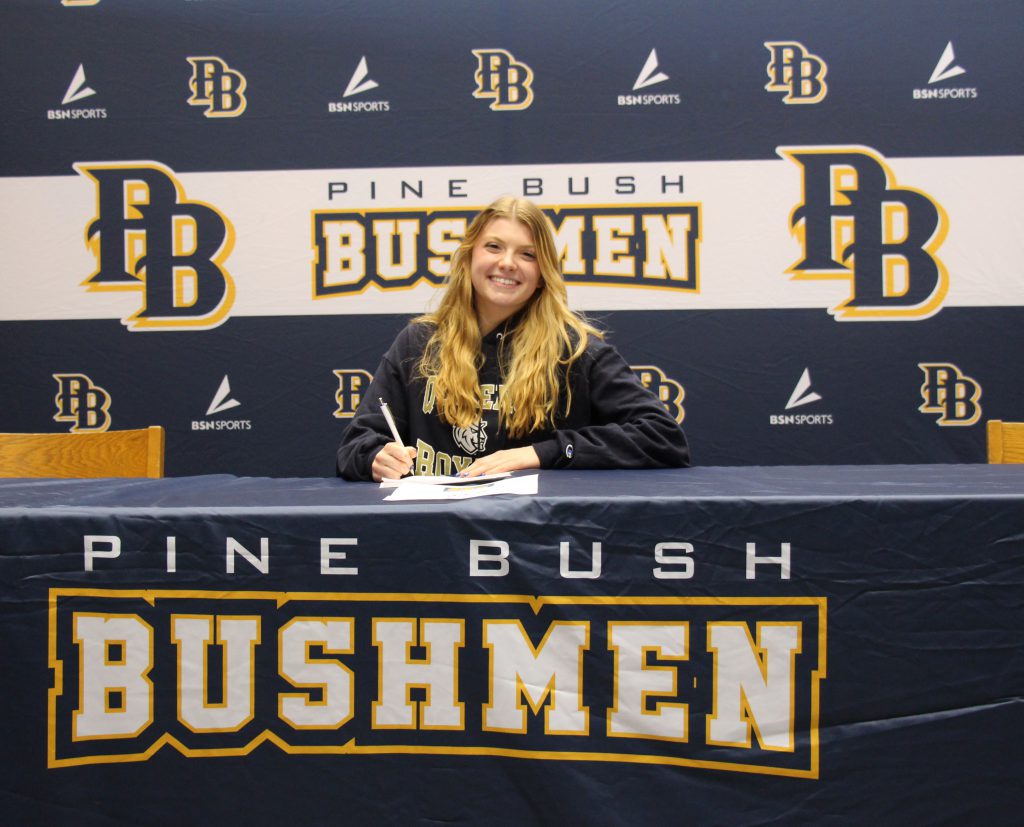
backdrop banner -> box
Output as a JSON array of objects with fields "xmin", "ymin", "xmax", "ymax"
[{"xmin": 2, "ymin": 0, "xmax": 1022, "ymax": 473}]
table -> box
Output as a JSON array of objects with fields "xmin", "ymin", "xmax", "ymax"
[{"xmin": 2, "ymin": 466, "xmax": 1022, "ymax": 825}]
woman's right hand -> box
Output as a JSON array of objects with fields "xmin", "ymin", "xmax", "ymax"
[{"xmin": 371, "ymin": 442, "xmax": 416, "ymax": 482}]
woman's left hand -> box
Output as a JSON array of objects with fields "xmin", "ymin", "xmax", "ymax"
[{"xmin": 461, "ymin": 446, "xmax": 540, "ymax": 477}]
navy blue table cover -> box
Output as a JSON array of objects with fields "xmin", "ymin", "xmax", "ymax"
[{"xmin": 1, "ymin": 466, "xmax": 1022, "ymax": 825}]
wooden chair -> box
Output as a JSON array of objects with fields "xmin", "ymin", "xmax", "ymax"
[
  {"xmin": 0, "ymin": 426, "xmax": 165, "ymax": 478},
  {"xmin": 986, "ymin": 420, "xmax": 1024, "ymax": 464}
]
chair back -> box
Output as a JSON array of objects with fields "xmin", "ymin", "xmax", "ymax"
[
  {"xmin": 986, "ymin": 420, "xmax": 1024, "ymax": 464},
  {"xmin": 0, "ymin": 427, "xmax": 165, "ymax": 478}
]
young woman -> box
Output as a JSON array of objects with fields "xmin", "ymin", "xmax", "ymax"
[{"xmin": 336, "ymin": 196, "xmax": 689, "ymax": 482}]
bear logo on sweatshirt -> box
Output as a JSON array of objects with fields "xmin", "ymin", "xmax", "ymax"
[{"xmin": 453, "ymin": 419, "xmax": 488, "ymax": 455}]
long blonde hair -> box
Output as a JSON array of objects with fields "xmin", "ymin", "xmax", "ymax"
[{"xmin": 416, "ymin": 196, "xmax": 600, "ymax": 437}]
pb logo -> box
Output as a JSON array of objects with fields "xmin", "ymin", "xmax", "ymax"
[
  {"xmin": 472, "ymin": 49, "xmax": 534, "ymax": 110},
  {"xmin": 632, "ymin": 366, "xmax": 685, "ymax": 423},
  {"xmin": 53, "ymin": 374, "xmax": 111, "ymax": 432},
  {"xmin": 919, "ymin": 363, "xmax": 982, "ymax": 426},
  {"xmin": 333, "ymin": 369, "xmax": 373, "ymax": 418},
  {"xmin": 780, "ymin": 146, "xmax": 948, "ymax": 321},
  {"xmin": 75, "ymin": 161, "xmax": 235, "ymax": 331},
  {"xmin": 765, "ymin": 41, "xmax": 827, "ymax": 103},
  {"xmin": 764, "ymin": 42, "xmax": 827, "ymax": 104},
  {"xmin": 186, "ymin": 57, "xmax": 247, "ymax": 118}
]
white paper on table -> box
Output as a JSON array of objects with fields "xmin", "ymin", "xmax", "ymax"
[
  {"xmin": 379, "ymin": 472, "xmax": 511, "ymax": 488},
  {"xmin": 383, "ymin": 473, "xmax": 538, "ymax": 501}
]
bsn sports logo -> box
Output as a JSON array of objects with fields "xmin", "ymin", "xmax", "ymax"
[
  {"xmin": 49, "ymin": 64, "xmax": 106, "ymax": 120},
  {"xmin": 187, "ymin": 57, "xmax": 247, "ymax": 118},
  {"xmin": 193, "ymin": 375, "xmax": 251, "ymax": 431},
  {"xmin": 63, "ymin": 64, "xmax": 95, "ymax": 104},
  {"xmin": 53, "ymin": 373, "xmax": 111, "ymax": 433},
  {"xmin": 334, "ymin": 369, "xmax": 374, "ymax": 418},
  {"xmin": 918, "ymin": 363, "xmax": 982, "ymax": 426},
  {"xmin": 472, "ymin": 49, "xmax": 534, "ymax": 110},
  {"xmin": 780, "ymin": 145, "xmax": 948, "ymax": 321},
  {"xmin": 913, "ymin": 41, "xmax": 977, "ymax": 101},
  {"xmin": 618, "ymin": 49, "xmax": 680, "ymax": 107},
  {"xmin": 206, "ymin": 375, "xmax": 241, "ymax": 416},
  {"xmin": 770, "ymin": 369, "xmax": 833, "ymax": 426},
  {"xmin": 632, "ymin": 366, "xmax": 685, "ymax": 423},
  {"xmin": 764, "ymin": 42, "xmax": 827, "ymax": 104},
  {"xmin": 328, "ymin": 57, "xmax": 390, "ymax": 114},
  {"xmin": 785, "ymin": 369, "xmax": 821, "ymax": 410},
  {"xmin": 75, "ymin": 161, "xmax": 235, "ymax": 331},
  {"xmin": 345, "ymin": 56, "xmax": 378, "ymax": 96}
]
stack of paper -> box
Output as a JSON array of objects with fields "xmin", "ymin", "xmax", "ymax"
[{"xmin": 380, "ymin": 473, "xmax": 538, "ymax": 501}]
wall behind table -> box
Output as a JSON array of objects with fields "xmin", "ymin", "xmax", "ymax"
[{"xmin": 2, "ymin": 0, "xmax": 1021, "ymax": 475}]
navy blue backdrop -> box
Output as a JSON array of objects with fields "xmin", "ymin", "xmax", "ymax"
[{"xmin": 2, "ymin": 0, "xmax": 1022, "ymax": 474}]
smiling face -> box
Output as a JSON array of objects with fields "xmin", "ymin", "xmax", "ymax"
[{"xmin": 469, "ymin": 217, "xmax": 543, "ymax": 335}]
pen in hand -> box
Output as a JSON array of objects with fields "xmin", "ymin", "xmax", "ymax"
[
  {"xmin": 376, "ymin": 397, "xmax": 413, "ymax": 479},
  {"xmin": 379, "ymin": 397, "xmax": 404, "ymax": 445}
]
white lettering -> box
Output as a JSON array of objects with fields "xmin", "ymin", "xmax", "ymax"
[
  {"xmin": 373, "ymin": 619, "xmax": 464, "ymax": 729},
  {"xmin": 470, "ymin": 539, "xmax": 510, "ymax": 577},
  {"xmin": 172, "ymin": 615, "xmax": 261, "ymax": 732},
  {"xmin": 593, "ymin": 215, "xmax": 635, "ymax": 277},
  {"xmin": 226, "ymin": 537, "xmax": 269, "ymax": 574},
  {"xmin": 372, "ymin": 219, "xmax": 419, "ymax": 280},
  {"xmin": 320, "ymin": 538, "xmax": 358, "ymax": 575},
  {"xmin": 482, "ymin": 620, "xmax": 589, "ymax": 734},
  {"xmin": 320, "ymin": 218, "xmax": 366, "ymax": 289},
  {"xmin": 84, "ymin": 535, "xmax": 121, "ymax": 571},
  {"xmin": 653, "ymin": 542, "xmax": 694, "ymax": 579},
  {"xmin": 559, "ymin": 541, "xmax": 602, "ymax": 579},
  {"xmin": 279, "ymin": 618, "xmax": 354, "ymax": 729},
  {"xmin": 707, "ymin": 622, "xmax": 801, "ymax": 750},
  {"xmin": 73, "ymin": 614, "xmax": 153, "ymax": 739},
  {"xmin": 745, "ymin": 542, "xmax": 791, "ymax": 580},
  {"xmin": 607, "ymin": 622, "xmax": 688, "ymax": 741}
]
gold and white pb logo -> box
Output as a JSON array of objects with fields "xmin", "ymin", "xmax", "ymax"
[
  {"xmin": 472, "ymin": 49, "xmax": 534, "ymax": 110},
  {"xmin": 919, "ymin": 363, "xmax": 982, "ymax": 426},
  {"xmin": 187, "ymin": 56, "xmax": 248, "ymax": 118}
]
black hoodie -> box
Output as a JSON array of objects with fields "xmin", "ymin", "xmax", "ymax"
[{"xmin": 336, "ymin": 320, "xmax": 690, "ymax": 480}]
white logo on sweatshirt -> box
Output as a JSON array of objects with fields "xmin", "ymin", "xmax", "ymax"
[{"xmin": 453, "ymin": 420, "xmax": 488, "ymax": 455}]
